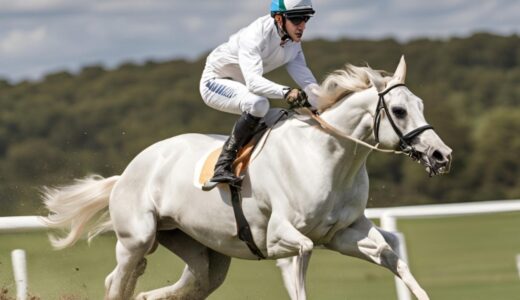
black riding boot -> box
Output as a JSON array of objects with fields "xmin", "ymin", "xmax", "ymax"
[{"xmin": 210, "ymin": 112, "xmax": 261, "ymax": 183}]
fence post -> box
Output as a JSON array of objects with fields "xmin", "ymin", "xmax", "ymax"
[
  {"xmin": 380, "ymin": 213, "xmax": 411, "ymax": 300},
  {"xmin": 11, "ymin": 249, "xmax": 28, "ymax": 300},
  {"xmin": 516, "ymin": 254, "xmax": 520, "ymax": 280}
]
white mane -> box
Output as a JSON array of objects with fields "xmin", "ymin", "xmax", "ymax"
[{"xmin": 313, "ymin": 65, "xmax": 390, "ymax": 111}]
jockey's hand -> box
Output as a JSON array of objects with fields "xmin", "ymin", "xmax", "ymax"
[{"xmin": 284, "ymin": 88, "xmax": 311, "ymax": 109}]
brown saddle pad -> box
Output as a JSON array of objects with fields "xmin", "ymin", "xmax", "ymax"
[
  {"xmin": 197, "ymin": 141, "xmax": 257, "ymax": 185},
  {"xmin": 197, "ymin": 109, "xmax": 290, "ymax": 187}
]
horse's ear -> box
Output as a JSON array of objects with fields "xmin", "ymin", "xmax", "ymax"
[
  {"xmin": 367, "ymin": 70, "xmax": 385, "ymax": 93},
  {"xmin": 392, "ymin": 55, "xmax": 407, "ymax": 84}
]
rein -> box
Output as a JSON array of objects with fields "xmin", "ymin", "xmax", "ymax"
[
  {"xmin": 302, "ymin": 84, "xmax": 434, "ymax": 157},
  {"xmin": 302, "ymin": 107, "xmax": 400, "ymax": 154}
]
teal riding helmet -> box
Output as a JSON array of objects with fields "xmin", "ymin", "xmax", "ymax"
[{"xmin": 270, "ymin": 0, "xmax": 315, "ymax": 17}]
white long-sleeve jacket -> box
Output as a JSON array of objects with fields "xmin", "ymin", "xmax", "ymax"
[{"xmin": 204, "ymin": 15, "xmax": 318, "ymax": 103}]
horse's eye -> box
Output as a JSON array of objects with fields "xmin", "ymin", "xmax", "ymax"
[{"xmin": 392, "ymin": 107, "xmax": 407, "ymax": 119}]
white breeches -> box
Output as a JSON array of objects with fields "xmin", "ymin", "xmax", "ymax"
[{"xmin": 200, "ymin": 71, "xmax": 270, "ymax": 118}]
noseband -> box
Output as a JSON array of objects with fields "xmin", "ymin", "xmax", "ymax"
[{"xmin": 373, "ymin": 84, "xmax": 434, "ymax": 157}]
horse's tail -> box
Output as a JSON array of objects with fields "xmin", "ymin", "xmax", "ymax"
[{"xmin": 41, "ymin": 174, "xmax": 120, "ymax": 250}]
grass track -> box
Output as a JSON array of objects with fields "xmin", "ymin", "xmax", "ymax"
[{"xmin": 1, "ymin": 212, "xmax": 519, "ymax": 299}]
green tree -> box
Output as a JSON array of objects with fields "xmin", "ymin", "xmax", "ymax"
[{"xmin": 466, "ymin": 108, "xmax": 520, "ymax": 200}]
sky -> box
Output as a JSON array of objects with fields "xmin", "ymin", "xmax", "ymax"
[{"xmin": 0, "ymin": 0, "xmax": 519, "ymax": 82}]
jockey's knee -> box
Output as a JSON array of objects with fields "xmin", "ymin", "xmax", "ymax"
[{"xmin": 244, "ymin": 96, "xmax": 269, "ymax": 117}]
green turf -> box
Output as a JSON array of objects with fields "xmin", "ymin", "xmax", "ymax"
[{"xmin": 1, "ymin": 212, "xmax": 519, "ymax": 299}]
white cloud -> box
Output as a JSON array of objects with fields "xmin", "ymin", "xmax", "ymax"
[
  {"xmin": 183, "ymin": 16, "xmax": 204, "ymax": 33},
  {"xmin": 0, "ymin": 0, "xmax": 73, "ymax": 11},
  {"xmin": 392, "ymin": 0, "xmax": 471, "ymax": 12},
  {"xmin": 0, "ymin": 27, "xmax": 47, "ymax": 55},
  {"xmin": 328, "ymin": 5, "xmax": 377, "ymax": 26},
  {"xmin": 90, "ymin": 0, "xmax": 178, "ymax": 13}
]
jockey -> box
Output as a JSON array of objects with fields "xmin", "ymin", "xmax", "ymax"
[{"xmin": 200, "ymin": 0, "xmax": 320, "ymax": 184}]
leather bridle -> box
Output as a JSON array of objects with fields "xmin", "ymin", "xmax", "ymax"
[
  {"xmin": 300, "ymin": 83, "xmax": 448, "ymax": 178},
  {"xmin": 373, "ymin": 83, "xmax": 434, "ymax": 158}
]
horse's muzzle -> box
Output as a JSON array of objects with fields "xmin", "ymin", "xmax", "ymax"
[{"xmin": 421, "ymin": 147, "xmax": 453, "ymax": 177}]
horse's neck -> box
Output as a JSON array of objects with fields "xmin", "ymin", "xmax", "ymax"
[
  {"xmin": 286, "ymin": 88, "xmax": 377, "ymax": 186},
  {"xmin": 318, "ymin": 87, "xmax": 377, "ymax": 142}
]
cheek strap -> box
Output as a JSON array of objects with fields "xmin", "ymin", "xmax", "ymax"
[{"xmin": 274, "ymin": 17, "xmax": 292, "ymax": 44}]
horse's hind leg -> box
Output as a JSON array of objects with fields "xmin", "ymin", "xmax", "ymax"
[
  {"xmin": 136, "ymin": 229, "xmax": 231, "ymax": 300},
  {"xmin": 105, "ymin": 211, "xmax": 157, "ymax": 300},
  {"xmin": 326, "ymin": 216, "xmax": 429, "ymax": 300}
]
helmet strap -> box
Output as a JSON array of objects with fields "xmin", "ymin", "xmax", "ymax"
[{"xmin": 274, "ymin": 14, "xmax": 291, "ymax": 45}]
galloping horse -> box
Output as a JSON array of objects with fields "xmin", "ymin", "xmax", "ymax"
[{"xmin": 43, "ymin": 56, "xmax": 451, "ymax": 300}]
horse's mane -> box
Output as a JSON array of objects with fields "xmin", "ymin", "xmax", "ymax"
[{"xmin": 312, "ymin": 64, "xmax": 390, "ymax": 111}]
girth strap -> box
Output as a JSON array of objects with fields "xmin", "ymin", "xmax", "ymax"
[{"xmin": 229, "ymin": 185, "xmax": 266, "ymax": 259}]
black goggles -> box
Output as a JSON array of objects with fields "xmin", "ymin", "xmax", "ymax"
[{"xmin": 285, "ymin": 15, "xmax": 311, "ymax": 25}]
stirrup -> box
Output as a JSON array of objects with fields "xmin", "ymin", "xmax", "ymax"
[
  {"xmin": 202, "ymin": 180, "xmax": 219, "ymax": 191},
  {"xmin": 202, "ymin": 166, "xmax": 239, "ymax": 191},
  {"xmin": 202, "ymin": 175, "xmax": 245, "ymax": 191},
  {"xmin": 210, "ymin": 171, "xmax": 239, "ymax": 183}
]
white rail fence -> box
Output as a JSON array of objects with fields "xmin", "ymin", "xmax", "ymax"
[
  {"xmin": 366, "ymin": 199, "xmax": 520, "ymax": 300},
  {"xmin": 1, "ymin": 199, "xmax": 520, "ymax": 300}
]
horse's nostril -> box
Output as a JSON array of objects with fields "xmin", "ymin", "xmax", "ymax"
[{"xmin": 432, "ymin": 150, "xmax": 444, "ymax": 162}]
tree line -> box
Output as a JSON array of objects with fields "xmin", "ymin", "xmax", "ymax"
[{"xmin": 0, "ymin": 32, "xmax": 518, "ymax": 215}]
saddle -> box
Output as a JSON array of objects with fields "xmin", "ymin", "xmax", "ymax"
[{"xmin": 195, "ymin": 108, "xmax": 291, "ymax": 191}]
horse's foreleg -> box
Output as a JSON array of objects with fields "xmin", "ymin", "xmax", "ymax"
[
  {"xmin": 376, "ymin": 229, "xmax": 429, "ymax": 300},
  {"xmin": 267, "ymin": 217, "xmax": 313, "ymax": 300},
  {"xmin": 326, "ymin": 216, "xmax": 429, "ymax": 300},
  {"xmin": 267, "ymin": 217, "xmax": 314, "ymax": 257},
  {"xmin": 136, "ymin": 230, "xmax": 231, "ymax": 300},
  {"xmin": 276, "ymin": 251, "xmax": 312, "ymax": 300}
]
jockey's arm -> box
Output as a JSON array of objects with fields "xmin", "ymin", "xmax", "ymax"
[
  {"xmin": 286, "ymin": 50, "xmax": 320, "ymax": 108},
  {"xmin": 237, "ymin": 28, "xmax": 288, "ymax": 99},
  {"xmin": 239, "ymin": 50, "xmax": 287, "ymax": 99}
]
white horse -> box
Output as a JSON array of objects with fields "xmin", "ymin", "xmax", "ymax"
[{"xmin": 43, "ymin": 56, "xmax": 451, "ymax": 300}]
